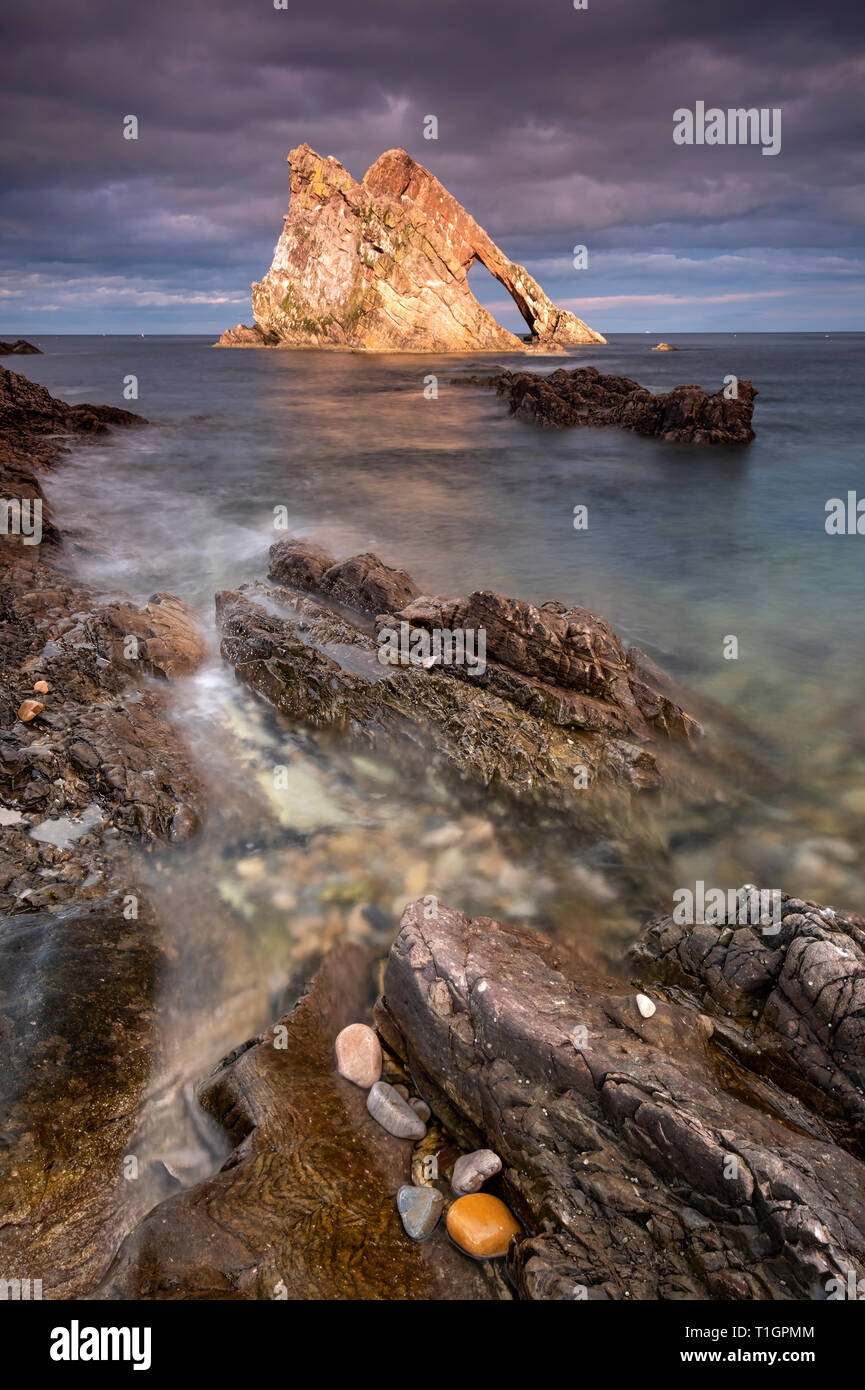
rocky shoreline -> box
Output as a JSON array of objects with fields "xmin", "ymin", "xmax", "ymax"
[
  {"xmin": 3, "ymin": 362, "xmax": 864, "ymax": 1302},
  {"xmin": 0, "ymin": 365, "xmax": 208, "ymax": 1294}
]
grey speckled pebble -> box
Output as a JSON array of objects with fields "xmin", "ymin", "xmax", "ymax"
[
  {"xmin": 367, "ymin": 1081, "xmax": 427, "ymax": 1139},
  {"xmin": 451, "ymin": 1148, "xmax": 502, "ymax": 1195},
  {"xmin": 397, "ymin": 1184, "xmax": 444, "ymax": 1241}
]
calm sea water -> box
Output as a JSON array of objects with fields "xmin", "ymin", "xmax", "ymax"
[{"xmin": 13, "ymin": 332, "xmax": 865, "ymax": 1197}]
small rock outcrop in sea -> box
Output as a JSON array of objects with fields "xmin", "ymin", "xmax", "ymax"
[
  {"xmin": 0, "ymin": 338, "xmax": 41, "ymax": 354},
  {"xmin": 458, "ymin": 363, "xmax": 757, "ymax": 443},
  {"xmin": 372, "ymin": 895, "xmax": 865, "ymax": 1299},
  {"xmin": 216, "ymin": 144, "xmax": 604, "ymax": 352},
  {"xmin": 652, "ymin": 342, "xmax": 677, "ymax": 351}
]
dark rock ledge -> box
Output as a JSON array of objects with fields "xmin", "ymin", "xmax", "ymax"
[{"xmin": 455, "ymin": 364, "xmax": 757, "ymax": 444}]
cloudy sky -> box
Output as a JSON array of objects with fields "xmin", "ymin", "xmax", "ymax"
[{"xmin": 1, "ymin": 0, "xmax": 862, "ymax": 334}]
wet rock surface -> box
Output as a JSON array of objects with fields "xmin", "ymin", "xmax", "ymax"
[
  {"xmin": 632, "ymin": 892, "xmax": 865, "ymax": 1154},
  {"xmin": 217, "ymin": 538, "xmax": 721, "ymax": 846},
  {"xmin": 95, "ymin": 943, "xmax": 497, "ymax": 1299},
  {"xmin": 374, "ymin": 898, "xmax": 865, "ymax": 1300},
  {"xmin": 0, "ymin": 366, "xmax": 206, "ymax": 1294},
  {"xmin": 217, "ymin": 144, "xmax": 604, "ymax": 352},
  {"xmin": 457, "ymin": 363, "xmax": 757, "ymax": 443}
]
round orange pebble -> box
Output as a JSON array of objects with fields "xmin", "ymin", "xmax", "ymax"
[{"xmin": 446, "ymin": 1193, "xmax": 521, "ymax": 1258}]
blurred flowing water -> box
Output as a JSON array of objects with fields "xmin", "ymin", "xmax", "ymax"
[{"xmin": 18, "ymin": 331, "xmax": 865, "ymax": 1197}]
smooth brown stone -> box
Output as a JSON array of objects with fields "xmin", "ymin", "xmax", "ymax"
[
  {"xmin": 17, "ymin": 699, "xmax": 43, "ymax": 722},
  {"xmin": 334, "ymin": 1022, "xmax": 381, "ymax": 1089},
  {"xmin": 446, "ymin": 1194, "xmax": 521, "ymax": 1258},
  {"xmin": 33, "ymin": 679, "xmax": 49, "ymax": 693}
]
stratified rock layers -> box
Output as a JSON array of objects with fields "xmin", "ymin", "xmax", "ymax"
[
  {"xmin": 375, "ymin": 899, "xmax": 865, "ymax": 1300},
  {"xmin": 218, "ymin": 145, "xmax": 604, "ymax": 352}
]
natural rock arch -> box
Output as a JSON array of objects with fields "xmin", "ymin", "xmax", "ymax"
[{"xmin": 218, "ymin": 145, "xmax": 605, "ymax": 353}]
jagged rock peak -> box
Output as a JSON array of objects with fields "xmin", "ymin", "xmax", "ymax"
[{"xmin": 217, "ymin": 144, "xmax": 605, "ymax": 352}]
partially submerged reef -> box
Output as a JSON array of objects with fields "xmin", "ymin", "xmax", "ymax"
[
  {"xmin": 457, "ymin": 364, "xmax": 757, "ymax": 444},
  {"xmin": 216, "ymin": 144, "xmax": 604, "ymax": 352},
  {"xmin": 2, "ymin": 364, "xmax": 862, "ymax": 1302}
]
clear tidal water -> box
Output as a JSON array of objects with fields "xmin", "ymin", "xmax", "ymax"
[{"xmin": 15, "ymin": 331, "xmax": 865, "ymax": 1198}]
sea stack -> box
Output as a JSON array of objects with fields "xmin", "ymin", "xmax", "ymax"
[{"xmin": 217, "ymin": 145, "xmax": 605, "ymax": 353}]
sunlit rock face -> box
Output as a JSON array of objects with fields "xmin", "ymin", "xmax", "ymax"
[{"xmin": 217, "ymin": 144, "xmax": 605, "ymax": 352}]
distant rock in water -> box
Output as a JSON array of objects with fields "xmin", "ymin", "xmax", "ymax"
[
  {"xmin": 216, "ymin": 144, "xmax": 604, "ymax": 352},
  {"xmin": 458, "ymin": 364, "xmax": 757, "ymax": 443},
  {"xmin": 652, "ymin": 341, "xmax": 677, "ymax": 351},
  {"xmin": 0, "ymin": 338, "xmax": 41, "ymax": 354}
]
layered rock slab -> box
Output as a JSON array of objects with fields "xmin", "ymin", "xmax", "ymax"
[
  {"xmin": 217, "ymin": 538, "xmax": 705, "ymax": 837},
  {"xmin": 374, "ymin": 899, "xmax": 865, "ymax": 1300},
  {"xmin": 217, "ymin": 144, "xmax": 604, "ymax": 352}
]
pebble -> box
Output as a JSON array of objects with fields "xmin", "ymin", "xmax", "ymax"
[
  {"xmin": 17, "ymin": 699, "xmax": 43, "ymax": 723},
  {"xmin": 446, "ymin": 1193, "xmax": 521, "ymax": 1258},
  {"xmin": 33, "ymin": 680, "xmax": 49, "ymax": 694},
  {"xmin": 334, "ymin": 1023, "xmax": 382, "ymax": 1089},
  {"xmin": 397, "ymin": 1184, "xmax": 444, "ymax": 1241},
  {"xmin": 409, "ymin": 1098, "xmax": 431, "ymax": 1123},
  {"xmin": 451, "ymin": 1149, "xmax": 502, "ymax": 1196},
  {"xmin": 366, "ymin": 1080, "xmax": 427, "ymax": 1139},
  {"xmin": 636, "ymin": 993, "xmax": 656, "ymax": 1019}
]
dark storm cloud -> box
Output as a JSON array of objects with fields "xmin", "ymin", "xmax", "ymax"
[{"xmin": 1, "ymin": 0, "xmax": 863, "ymax": 330}]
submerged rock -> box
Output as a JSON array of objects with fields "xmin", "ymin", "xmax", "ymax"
[
  {"xmin": 457, "ymin": 363, "xmax": 757, "ymax": 443},
  {"xmin": 374, "ymin": 897, "xmax": 865, "ymax": 1300},
  {"xmin": 216, "ymin": 143, "xmax": 604, "ymax": 352},
  {"xmin": 96, "ymin": 944, "xmax": 496, "ymax": 1300}
]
